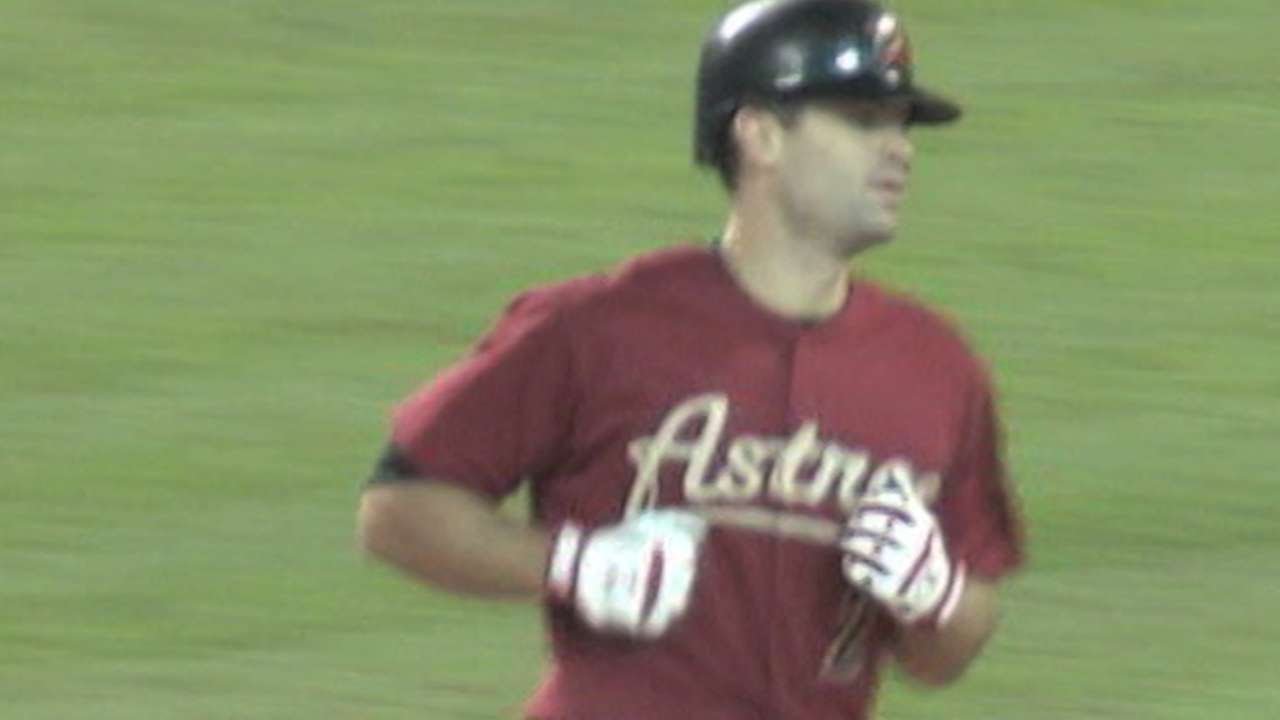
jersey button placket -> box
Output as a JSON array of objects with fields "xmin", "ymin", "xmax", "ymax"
[
  {"xmin": 783, "ymin": 331, "xmax": 825, "ymax": 719},
  {"xmin": 771, "ymin": 332, "xmax": 808, "ymax": 718}
]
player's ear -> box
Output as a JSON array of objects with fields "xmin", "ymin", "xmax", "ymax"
[{"xmin": 732, "ymin": 103, "xmax": 786, "ymax": 173}]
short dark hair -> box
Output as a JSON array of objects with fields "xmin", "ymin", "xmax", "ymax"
[{"xmin": 709, "ymin": 98, "xmax": 802, "ymax": 192}]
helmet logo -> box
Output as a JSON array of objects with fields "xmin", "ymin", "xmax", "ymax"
[
  {"xmin": 882, "ymin": 32, "xmax": 911, "ymax": 68},
  {"xmin": 870, "ymin": 12, "xmax": 912, "ymax": 88},
  {"xmin": 873, "ymin": 13, "xmax": 912, "ymax": 66}
]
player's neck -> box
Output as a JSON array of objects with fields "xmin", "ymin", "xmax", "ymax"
[{"xmin": 718, "ymin": 211, "xmax": 850, "ymax": 323}]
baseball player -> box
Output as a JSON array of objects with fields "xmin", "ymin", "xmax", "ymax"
[{"xmin": 358, "ymin": 1, "xmax": 1024, "ymax": 718}]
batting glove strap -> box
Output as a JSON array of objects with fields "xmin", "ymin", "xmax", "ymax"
[
  {"xmin": 933, "ymin": 561, "xmax": 967, "ymax": 629},
  {"xmin": 545, "ymin": 522, "xmax": 585, "ymax": 603},
  {"xmin": 895, "ymin": 528, "xmax": 958, "ymax": 626}
]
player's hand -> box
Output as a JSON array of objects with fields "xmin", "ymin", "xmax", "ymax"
[
  {"xmin": 546, "ymin": 509, "xmax": 708, "ymax": 638},
  {"xmin": 839, "ymin": 474, "xmax": 966, "ymax": 627}
]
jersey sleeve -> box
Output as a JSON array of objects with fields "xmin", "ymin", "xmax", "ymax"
[
  {"xmin": 388, "ymin": 289, "xmax": 578, "ymax": 500},
  {"xmin": 937, "ymin": 367, "xmax": 1026, "ymax": 580}
]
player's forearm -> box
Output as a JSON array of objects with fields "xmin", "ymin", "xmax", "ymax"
[
  {"xmin": 894, "ymin": 577, "xmax": 1000, "ymax": 687},
  {"xmin": 357, "ymin": 482, "xmax": 550, "ymax": 600}
]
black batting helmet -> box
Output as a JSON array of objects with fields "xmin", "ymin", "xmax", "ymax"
[{"xmin": 694, "ymin": 0, "xmax": 960, "ymax": 172}]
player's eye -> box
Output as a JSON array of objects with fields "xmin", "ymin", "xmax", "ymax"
[{"xmin": 832, "ymin": 102, "xmax": 909, "ymax": 130}]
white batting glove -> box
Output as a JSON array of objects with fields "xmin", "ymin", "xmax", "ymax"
[
  {"xmin": 840, "ymin": 474, "xmax": 966, "ymax": 628},
  {"xmin": 546, "ymin": 509, "xmax": 708, "ymax": 638}
]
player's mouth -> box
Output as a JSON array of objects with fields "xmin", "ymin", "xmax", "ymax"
[{"xmin": 871, "ymin": 178, "xmax": 907, "ymax": 206}]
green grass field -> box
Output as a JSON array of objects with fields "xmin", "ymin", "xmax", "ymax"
[{"xmin": 3, "ymin": 1, "xmax": 1278, "ymax": 718}]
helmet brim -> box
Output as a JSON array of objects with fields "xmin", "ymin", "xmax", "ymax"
[{"xmin": 906, "ymin": 86, "xmax": 962, "ymax": 125}]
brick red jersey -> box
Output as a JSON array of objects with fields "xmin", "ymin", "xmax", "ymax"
[{"xmin": 391, "ymin": 245, "xmax": 1024, "ymax": 720}]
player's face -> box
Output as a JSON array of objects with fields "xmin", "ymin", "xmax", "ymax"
[{"xmin": 775, "ymin": 98, "xmax": 914, "ymax": 257}]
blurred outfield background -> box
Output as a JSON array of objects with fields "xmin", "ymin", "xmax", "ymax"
[{"xmin": 2, "ymin": 1, "xmax": 1278, "ymax": 718}]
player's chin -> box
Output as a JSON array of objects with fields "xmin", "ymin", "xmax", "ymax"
[
  {"xmin": 868, "ymin": 209, "xmax": 902, "ymax": 242},
  {"xmin": 838, "ymin": 221, "xmax": 897, "ymax": 257},
  {"xmin": 836, "ymin": 234, "xmax": 890, "ymax": 259}
]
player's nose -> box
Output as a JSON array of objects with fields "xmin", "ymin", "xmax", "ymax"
[
  {"xmin": 887, "ymin": 131, "xmax": 914, "ymax": 169},
  {"xmin": 890, "ymin": 130, "xmax": 911, "ymax": 162}
]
